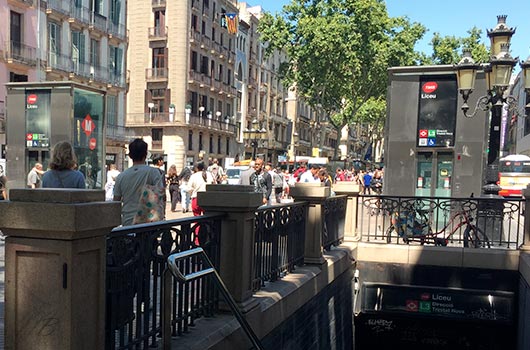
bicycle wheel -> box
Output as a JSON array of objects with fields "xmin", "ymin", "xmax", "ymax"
[{"xmin": 465, "ymin": 224, "xmax": 490, "ymax": 248}]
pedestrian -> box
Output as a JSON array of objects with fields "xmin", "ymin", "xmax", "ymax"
[
  {"xmin": 42, "ymin": 141, "xmax": 86, "ymax": 189},
  {"xmin": 363, "ymin": 170, "xmax": 373, "ymax": 195},
  {"xmin": 167, "ymin": 164, "xmax": 181, "ymax": 212},
  {"xmin": 299, "ymin": 164, "xmax": 320, "ymax": 183},
  {"xmin": 188, "ymin": 162, "xmax": 213, "ymax": 216},
  {"xmin": 267, "ymin": 165, "xmax": 284, "ymax": 204},
  {"xmin": 113, "ymin": 139, "xmax": 165, "ymax": 226},
  {"xmin": 238, "ymin": 160, "xmax": 255, "ymax": 185},
  {"xmin": 105, "ymin": 164, "xmax": 120, "ymax": 201},
  {"xmin": 179, "ymin": 165, "xmax": 192, "ymax": 213},
  {"xmin": 78, "ymin": 156, "xmax": 94, "ymax": 188},
  {"xmin": 250, "ymin": 158, "xmax": 272, "ymax": 206},
  {"xmin": 152, "ymin": 154, "xmax": 167, "ymax": 216},
  {"xmin": 0, "ymin": 173, "xmax": 7, "ymax": 200},
  {"xmin": 27, "ymin": 162, "xmax": 43, "ymax": 188}
]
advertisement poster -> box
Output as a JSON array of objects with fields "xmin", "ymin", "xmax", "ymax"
[
  {"xmin": 417, "ymin": 77, "xmax": 458, "ymax": 147},
  {"xmin": 25, "ymin": 90, "xmax": 51, "ymax": 148}
]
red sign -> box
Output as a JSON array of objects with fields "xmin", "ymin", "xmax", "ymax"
[
  {"xmin": 89, "ymin": 138, "xmax": 97, "ymax": 150},
  {"xmin": 26, "ymin": 133, "xmax": 33, "ymax": 140},
  {"xmin": 419, "ymin": 129, "xmax": 428, "ymax": 138},
  {"xmin": 422, "ymin": 82, "xmax": 438, "ymax": 94},
  {"xmin": 406, "ymin": 300, "xmax": 419, "ymax": 312},
  {"xmin": 421, "ymin": 293, "xmax": 431, "ymax": 301},
  {"xmin": 27, "ymin": 94, "xmax": 37, "ymax": 104},
  {"xmin": 81, "ymin": 114, "xmax": 95, "ymax": 136}
]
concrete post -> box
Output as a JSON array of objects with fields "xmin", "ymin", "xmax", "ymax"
[
  {"xmin": 0, "ymin": 189, "xmax": 121, "ymax": 350},
  {"xmin": 522, "ymin": 187, "xmax": 530, "ymax": 250},
  {"xmin": 289, "ymin": 183, "xmax": 330, "ymax": 265},
  {"xmin": 198, "ymin": 184, "xmax": 262, "ymax": 312},
  {"xmin": 333, "ymin": 182, "xmax": 360, "ymax": 241}
]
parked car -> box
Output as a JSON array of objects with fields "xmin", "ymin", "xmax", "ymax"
[{"xmin": 225, "ymin": 166, "xmax": 250, "ymax": 185}]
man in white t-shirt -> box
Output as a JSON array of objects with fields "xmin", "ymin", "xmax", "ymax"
[
  {"xmin": 299, "ymin": 164, "xmax": 320, "ymax": 183},
  {"xmin": 113, "ymin": 139, "xmax": 165, "ymax": 226}
]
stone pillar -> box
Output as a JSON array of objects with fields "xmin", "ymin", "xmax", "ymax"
[
  {"xmin": 289, "ymin": 183, "xmax": 329, "ymax": 265},
  {"xmin": 522, "ymin": 187, "xmax": 530, "ymax": 250},
  {"xmin": 198, "ymin": 184, "xmax": 262, "ymax": 312},
  {"xmin": 333, "ymin": 182, "xmax": 360, "ymax": 242},
  {"xmin": 0, "ymin": 189, "xmax": 121, "ymax": 350}
]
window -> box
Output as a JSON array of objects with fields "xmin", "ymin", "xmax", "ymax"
[
  {"xmin": 191, "ymin": 51, "xmax": 198, "ymax": 70},
  {"xmin": 202, "ymin": 21, "xmax": 206, "ymax": 35},
  {"xmin": 209, "ymin": 135, "xmax": 213, "ymax": 153},
  {"xmin": 110, "ymin": 0, "xmax": 121, "ymax": 25},
  {"xmin": 188, "ymin": 131, "xmax": 193, "ymax": 151},
  {"xmin": 153, "ymin": 48, "xmax": 166, "ymax": 68},
  {"xmin": 192, "ymin": 15, "xmax": 198, "ymax": 31},
  {"xmin": 10, "ymin": 11, "xmax": 22, "ymax": 45},
  {"xmin": 199, "ymin": 132, "xmax": 203, "ymax": 151},
  {"xmin": 48, "ymin": 22, "xmax": 61, "ymax": 64},
  {"xmin": 218, "ymin": 64, "xmax": 223, "ymax": 81},
  {"xmin": 10, "ymin": 72, "xmax": 27, "ymax": 82},
  {"xmin": 227, "ymin": 69, "xmax": 231, "ymax": 85},
  {"xmin": 107, "ymin": 95, "xmax": 117, "ymax": 126},
  {"xmin": 152, "ymin": 128, "xmax": 163, "ymax": 141},
  {"xmin": 211, "ymin": 27, "xmax": 216, "ymax": 43},
  {"xmin": 200, "ymin": 56, "xmax": 208, "ymax": 74},
  {"xmin": 226, "ymin": 137, "xmax": 230, "ymax": 155},
  {"xmin": 90, "ymin": 38, "xmax": 99, "ymax": 67},
  {"xmin": 217, "ymin": 136, "xmax": 221, "ymax": 154},
  {"xmin": 109, "ymin": 45, "xmax": 123, "ymax": 76},
  {"xmin": 72, "ymin": 31, "xmax": 86, "ymax": 66}
]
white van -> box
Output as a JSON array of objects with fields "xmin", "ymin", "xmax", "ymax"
[{"xmin": 225, "ymin": 166, "xmax": 250, "ymax": 185}]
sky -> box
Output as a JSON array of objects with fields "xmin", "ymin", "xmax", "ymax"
[{"xmin": 247, "ymin": 0, "xmax": 530, "ymax": 70}]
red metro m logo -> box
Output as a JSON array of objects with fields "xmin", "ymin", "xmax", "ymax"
[{"xmin": 422, "ymin": 82, "xmax": 438, "ymax": 94}]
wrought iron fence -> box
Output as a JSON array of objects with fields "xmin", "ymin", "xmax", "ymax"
[
  {"xmin": 323, "ymin": 195, "xmax": 347, "ymax": 250},
  {"xmin": 358, "ymin": 195, "xmax": 525, "ymax": 249},
  {"xmin": 252, "ymin": 202, "xmax": 307, "ymax": 291},
  {"xmin": 106, "ymin": 214, "xmax": 223, "ymax": 350}
]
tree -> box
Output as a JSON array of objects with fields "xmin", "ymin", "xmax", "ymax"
[
  {"xmin": 423, "ymin": 27, "xmax": 490, "ymax": 65},
  {"xmin": 258, "ymin": 0, "xmax": 426, "ymax": 159}
]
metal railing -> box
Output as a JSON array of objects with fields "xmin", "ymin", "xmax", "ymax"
[
  {"xmin": 4, "ymin": 41, "xmax": 36, "ymax": 65},
  {"xmin": 70, "ymin": 4, "xmax": 90, "ymax": 24},
  {"xmin": 252, "ymin": 202, "xmax": 307, "ymax": 291},
  {"xmin": 148, "ymin": 26, "xmax": 167, "ymax": 39},
  {"xmin": 91, "ymin": 12, "xmax": 107, "ymax": 32},
  {"xmin": 105, "ymin": 215, "xmax": 223, "ymax": 350},
  {"xmin": 108, "ymin": 22, "xmax": 127, "ymax": 41},
  {"xmin": 146, "ymin": 67, "xmax": 168, "ymax": 80},
  {"xmin": 323, "ymin": 195, "xmax": 347, "ymax": 250},
  {"xmin": 45, "ymin": 0, "xmax": 71, "ymax": 15},
  {"xmin": 152, "ymin": 0, "xmax": 166, "ymax": 7},
  {"xmin": 164, "ymin": 248, "xmax": 264, "ymax": 350},
  {"xmin": 358, "ymin": 195, "xmax": 525, "ymax": 249},
  {"xmin": 46, "ymin": 50, "xmax": 74, "ymax": 72},
  {"xmin": 188, "ymin": 114, "xmax": 237, "ymax": 133}
]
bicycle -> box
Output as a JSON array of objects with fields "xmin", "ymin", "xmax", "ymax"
[{"xmin": 385, "ymin": 201, "xmax": 490, "ymax": 248}]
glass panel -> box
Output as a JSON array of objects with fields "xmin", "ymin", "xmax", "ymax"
[
  {"xmin": 415, "ymin": 152, "xmax": 432, "ymax": 197},
  {"xmin": 73, "ymin": 88, "xmax": 105, "ymax": 189},
  {"xmin": 435, "ymin": 152, "xmax": 453, "ymax": 197},
  {"xmin": 25, "ymin": 90, "xmax": 51, "ymax": 149}
]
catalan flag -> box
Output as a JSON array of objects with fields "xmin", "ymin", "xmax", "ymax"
[{"xmin": 225, "ymin": 13, "xmax": 238, "ymax": 35}]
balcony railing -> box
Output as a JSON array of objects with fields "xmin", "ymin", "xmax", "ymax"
[
  {"xmin": 189, "ymin": 31, "xmax": 201, "ymax": 44},
  {"xmin": 146, "ymin": 67, "xmax": 168, "ymax": 81},
  {"xmin": 151, "ymin": 0, "xmax": 166, "ymax": 7},
  {"xmin": 45, "ymin": 0, "xmax": 71, "ymax": 16},
  {"xmin": 69, "ymin": 4, "xmax": 90, "ymax": 25},
  {"xmin": 4, "ymin": 41, "xmax": 37, "ymax": 66},
  {"xmin": 90, "ymin": 12, "xmax": 107, "ymax": 32},
  {"xmin": 188, "ymin": 114, "xmax": 237, "ymax": 134},
  {"xmin": 106, "ymin": 123, "xmax": 131, "ymax": 141},
  {"xmin": 8, "ymin": 0, "xmax": 33, "ymax": 6},
  {"xmin": 108, "ymin": 22, "xmax": 127, "ymax": 41},
  {"xmin": 148, "ymin": 26, "xmax": 167, "ymax": 40}
]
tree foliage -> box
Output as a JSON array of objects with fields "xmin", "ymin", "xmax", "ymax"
[
  {"xmin": 258, "ymin": 0, "xmax": 426, "ymax": 157},
  {"xmin": 423, "ymin": 27, "xmax": 490, "ymax": 65}
]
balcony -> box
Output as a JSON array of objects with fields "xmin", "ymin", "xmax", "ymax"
[
  {"xmin": 151, "ymin": 0, "xmax": 166, "ymax": 8},
  {"xmin": 90, "ymin": 12, "xmax": 107, "ymax": 33},
  {"xmin": 148, "ymin": 26, "xmax": 168, "ymax": 41},
  {"xmin": 45, "ymin": 0, "xmax": 71, "ymax": 17},
  {"xmin": 152, "ymin": 140, "xmax": 163, "ymax": 150},
  {"xmin": 108, "ymin": 70, "xmax": 126, "ymax": 88},
  {"xmin": 7, "ymin": 0, "xmax": 33, "ymax": 7},
  {"xmin": 69, "ymin": 5, "xmax": 90, "ymax": 25},
  {"xmin": 188, "ymin": 70, "xmax": 211, "ymax": 88},
  {"xmin": 189, "ymin": 31, "xmax": 201, "ymax": 45},
  {"xmin": 108, "ymin": 22, "xmax": 128, "ymax": 41},
  {"xmin": 188, "ymin": 114, "xmax": 237, "ymax": 134},
  {"xmin": 46, "ymin": 50, "xmax": 74, "ymax": 72},
  {"xmin": 200, "ymin": 36, "xmax": 211, "ymax": 50},
  {"xmin": 146, "ymin": 67, "xmax": 168, "ymax": 82},
  {"xmin": 106, "ymin": 123, "xmax": 131, "ymax": 142},
  {"xmin": 3, "ymin": 41, "xmax": 37, "ymax": 67}
]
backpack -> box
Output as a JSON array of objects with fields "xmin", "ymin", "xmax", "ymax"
[{"xmin": 273, "ymin": 172, "xmax": 283, "ymax": 189}]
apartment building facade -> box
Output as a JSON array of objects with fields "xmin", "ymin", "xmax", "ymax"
[
  {"xmin": 0, "ymin": 0, "xmax": 128, "ymax": 177},
  {"xmin": 127, "ymin": 0, "xmax": 239, "ymax": 170}
]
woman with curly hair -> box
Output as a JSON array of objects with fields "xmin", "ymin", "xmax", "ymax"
[{"xmin": 42, "ymin": 141, "xmax": 86, "ymax": 188}]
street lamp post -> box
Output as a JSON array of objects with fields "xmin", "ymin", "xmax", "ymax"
[
  {"xmin": 243, "ymin": 118, "xmax": 266, "ymax": 160},
  {"xmin": 207, "ymin": 111, "xmax": 212, "ymax": 127},
  {"xmin": 455, "ymin": 15, "xmax": 520, "ymax": 196}
]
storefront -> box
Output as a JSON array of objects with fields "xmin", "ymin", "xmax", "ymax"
[
  {"xmin": 385, "ymin": 65, "xmax": 489, "ymax": 197},
  {"xmin": 5, "ymin": 82, "xmax": 106, "ymax": 189}
]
